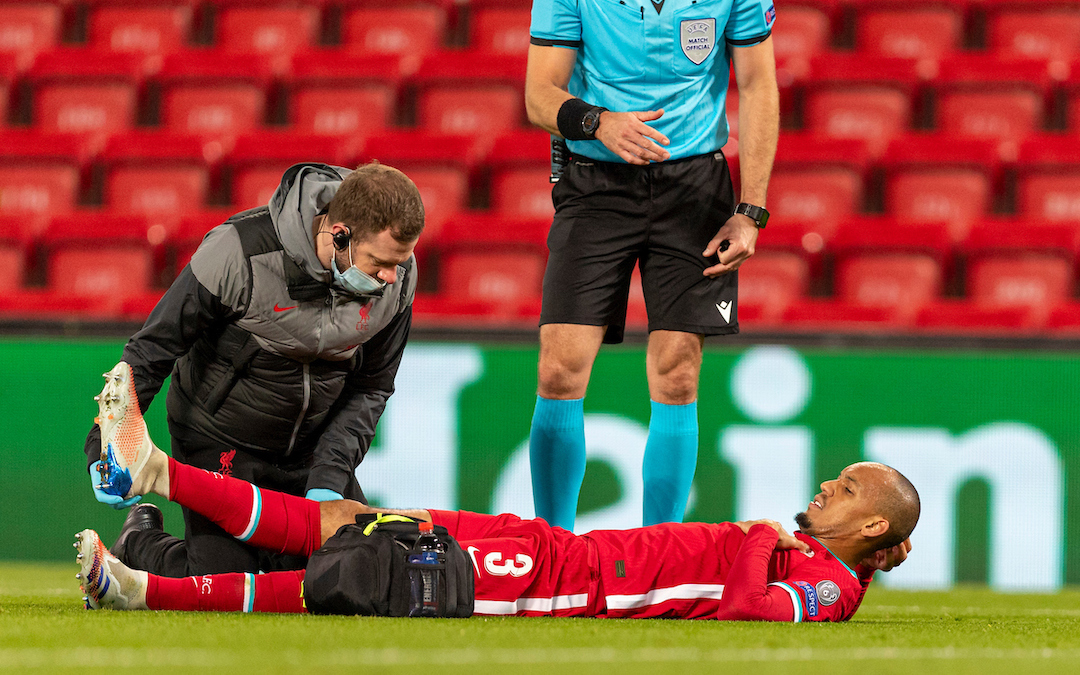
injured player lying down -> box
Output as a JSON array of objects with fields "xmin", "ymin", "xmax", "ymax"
[{"xmin": 78, "ymin": 362, "xmax": 919, "ymax": 622}]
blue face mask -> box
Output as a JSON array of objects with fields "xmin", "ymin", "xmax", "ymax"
[{"xmin": 332, "ymin": 247, "xmax": 387, "ymax": 296}]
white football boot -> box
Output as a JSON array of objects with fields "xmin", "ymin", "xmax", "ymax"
[
  {"xmin": 74, "ymin": 529, "xmax": 147, "ymax": 610},
  {"xmin": 94, "ymin": 361, "xmax": 159, "ymax": 499}
]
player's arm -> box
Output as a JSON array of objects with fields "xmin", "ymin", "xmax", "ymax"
[
  {"xmin": 703, "ymin": 36, "xmax": 779, "ymax": 276},
  {"xmin": 715, "ymin": 521, "xmax": 810, "ymax": 622},
  {"xmin": 305, "ymin": 303, "xmax": 412, "ymax": 499},
  {"xmin": 82, "ymin": 236, "xmax": 244, "ymax": 469},
  {"xmin": 524, "ymin": 44, "xmax": 670, "ymax": 165}
]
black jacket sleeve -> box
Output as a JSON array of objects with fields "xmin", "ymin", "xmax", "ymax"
[
  {"xmin": 83, "ymin": 265, "xmax": 242, "ymax": 470},
  {"xmin": 305, "ymin": 304, "xmax": 413, "ymax": 496}
]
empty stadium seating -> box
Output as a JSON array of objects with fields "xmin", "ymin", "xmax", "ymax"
[
  {"xmin": 340, "ymin": 5, "xmax": 448, "ymax": 74},
  {"xmin": 768, "ymin": 136, "xmax": 870, "ymax": 229},
  {"xmin": 86, "ymin": 3, "xmax": 193, "ymax": 70},
  {"xmin": 1016, "ymin": 136, "xmax": 1080, "ymax": 223},
  {"xmin": 43, "ymin": 213, "xmax": 157, "ymax": 307},
  {"xmin": 216, "ymin": 5, "xmax": 321, "ymax": 73},
  {"xmin": 881, "ymin": 135, "xmax": 1002, "ymax": 241},
  {"xmin": 736, "ymin": 251, "xmax": 809, "ymax": 323},
  {"xmin": 0, "ymin": 3, "xmax": 62, "ymax": 71},
  {"xmin": 934, "ymin": 56, "xmax": 1051, "ymax": 145},
  {"xmin": 855, "ymin": 3, "xmax": 963, "ymax": 62},
  {"xmin": 986, "ymin": 5, "xmax": 1080, "ymax": 61},
  {"xmin": 0, "ymin": 131, "xmax": 91, "ymax": 228},
  {"xmin": 288, "ymin": 51, "xmax": 402, "ymax": 135},
  {"xmin": 101, "ymin": 131, "xmax": 216, "ymax": 226},
  {"xmin": 0, "ymin": 216, "xmax": 28, "ymax": 291}
]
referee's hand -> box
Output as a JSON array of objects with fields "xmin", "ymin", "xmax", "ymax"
[
  {"xmin": 703, "ymin": 214, "xmax": 759, "ymax": 277},
  {"xmin": 595, "ymin": 109, "xmax": 671, "ymax": 165}
]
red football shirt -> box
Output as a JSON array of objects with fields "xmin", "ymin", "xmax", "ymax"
[{"xmin": 430, "ymin": 511, "xmax": 873, "ymax": 622}]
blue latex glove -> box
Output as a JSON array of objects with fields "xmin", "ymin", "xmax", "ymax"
[
  {"xmin": 90, "ymin": 461, "xmax": 141, "ymax": 509},
  {"xmin": 305, "ymin": 488, "xmax": 343, "ymax": 502}
]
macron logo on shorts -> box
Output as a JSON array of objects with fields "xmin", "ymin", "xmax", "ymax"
[{"xmin": 716, "ymin": 301, "xmax": 732, "ymax": 323}]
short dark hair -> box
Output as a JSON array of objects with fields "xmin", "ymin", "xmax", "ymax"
[
  {"xmin": 326, "ymin": 162, "xmax": 425, "ymax": 243},
  {"xmin": 874, "ymin": 467, "xmax": 921, "ymax": 549}
]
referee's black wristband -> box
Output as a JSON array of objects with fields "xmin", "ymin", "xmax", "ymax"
[{"xmin": 557, "ymin": 98, "xmax": 606, "ymax": 141}]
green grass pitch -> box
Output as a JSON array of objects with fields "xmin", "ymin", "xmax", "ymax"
[{"xmin": 2, "ymin": 563, "xmax": 1079, "ymax": 674}]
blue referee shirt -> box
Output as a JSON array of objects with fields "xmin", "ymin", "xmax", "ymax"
[{"xmin": 531, "ymin": 0, "xmax": 775, "ymax": 163}]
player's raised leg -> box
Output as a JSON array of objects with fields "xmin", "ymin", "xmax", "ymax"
[{"xmin": 94, "ymin": 361, "xmax": 169, "ymax": 500}]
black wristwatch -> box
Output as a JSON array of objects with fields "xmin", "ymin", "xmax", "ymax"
[
  {"xmin": 734, "ymin": 202, "xmax": 769, "ymax": 229},
  {"xmin": 581, "ymin": 106, "xmax": 608, "ymax": 140}
]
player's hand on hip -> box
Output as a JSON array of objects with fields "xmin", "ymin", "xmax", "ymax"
[
  {"xmin": 703, "ymin": 213, "xmax": 760, "ymax": 277},
  {"xmin": 595, "ymin": 109, "xmax": 671, "ymax": 166},
  {"xmin": 862, "ymin": 537, "xmax": 912, "ymax": 572}
]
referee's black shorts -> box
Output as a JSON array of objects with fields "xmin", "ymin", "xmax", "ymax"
[{"xmin": 540, "ymin": 150, "xmax": 740, "ymax": 344}]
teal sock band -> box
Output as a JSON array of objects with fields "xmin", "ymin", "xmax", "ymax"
[
  {"xmin": 642, "ymin": 400, "xmax": 699, "ymax": 526},
  {"xmin": 529, "ymin": 395, "xmax": 586, "ymax": 531}
]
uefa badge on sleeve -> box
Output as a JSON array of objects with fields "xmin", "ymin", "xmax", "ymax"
[
  {"xmin": 765, "ymin": 4, "xmax": 777, "ymax": 26},
  {"xmin": 680, "ymin": 19, "xmax": 715, "ymax": 65}
]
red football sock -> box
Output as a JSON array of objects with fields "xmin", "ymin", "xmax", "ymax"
[
  {"xmin": 145, "ymin": 570, "xmax": 307, "ymax": 613},
  {"xmin": 167, "ymin": 457, "xmax": 321, "ymax": 556}
]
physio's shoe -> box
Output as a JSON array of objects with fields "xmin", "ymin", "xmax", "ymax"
[
  {"xmin": 110, "ymin": 503, "xmax": 164, "ymax": 564},
  {"xmin": 94, "ymin": 361, "xmax": 157, "ymax": 499},
  {"xmin": 74, "ymin": 529, "xmax": 147, "ymax": 610}
]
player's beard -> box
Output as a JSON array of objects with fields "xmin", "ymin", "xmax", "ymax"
[{"xmin": 794, "ymin": 511, "xmax": 812, "ymax": 531}]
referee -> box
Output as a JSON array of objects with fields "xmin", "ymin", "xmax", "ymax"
[{"xmin": 525, "ymin": 0, "xmax": 779, "ymax": 529}]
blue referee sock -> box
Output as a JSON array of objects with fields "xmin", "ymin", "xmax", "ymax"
[
  {"xmin": 529, "ymin": 395, "xmax": 586, "ymax": 531},
  {"xmin": 642, "ymin": 400, "xmax": 699, "ymax": 526}
]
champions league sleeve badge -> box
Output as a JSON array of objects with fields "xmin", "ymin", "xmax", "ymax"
[
  {"xmin": 765, "ymin": 4, "xmax": 777, "ymax": 26},
  {"xmin": 680, "ymin": 19, "xmax": 715, "ymax": 65},
  {"xmin": 816, "ymin": 580, "xmax": 841, "ymax": 606}
]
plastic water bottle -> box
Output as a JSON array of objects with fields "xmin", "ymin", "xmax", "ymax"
[{"xmin": 408, "ymin": 523, "xmax": 445, "ymax": 617}]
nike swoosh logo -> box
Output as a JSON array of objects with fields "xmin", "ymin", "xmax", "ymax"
[
  {"xmin": 273, "ymin": 303, "xmax": 298, "ymax": 312},
  {"xmin": 716, "ymin": 301, "xmax": 732, "ymax": 323}
]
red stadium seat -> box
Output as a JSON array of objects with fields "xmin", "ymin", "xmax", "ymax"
[
  {"xmin": 0, "ymin": 217, "xmax": 29, "ymax": 291},
  {"xmin": 770, "ymin": 4, "xmax": 833, "ymax": 67},
  {"xmin": 101, "ymin": 131, "xmax": 217, "ymax": 225},
  {"xmin": 490, "ymin": 167, "xmax": 554, "ymax": 219},
  {"xmin": 856, "ymin": 4, "xmax": 963, "ymax": 62},
  {"xmin": 216, "ymin": 6, "xmax": 321, "ymax": 73},
  {"xmin": 409, "ymin": 167, "xmax": 471, "ymax": 235},
  {"xmin": 440, "ymin": 250, "xmax": 545, "ymax": 307},
  {"xmin": 0, "ymin": 165, "xmax": 80, "ymax": 225},
  {"xmin": 0, "ymin": 131, "xmax": 92, "ymax": 228},
  {"xmin": 803, "ymin": 56, "xmax": 921, "ymax": 157},
  {"xmin": 288, "ymin": 51, "xmax": 402, "ymax": 136},
  {"xmin": 1015, "ymin": 136, "xmax": 1080, "ymax": 222},
  {"xmin": 1046, "ymin": 302, "xmax": 1080, "ymax": 336},
  {"xmin": 987, "ymin": 6, "xmax": 1080, "ymax": 61},
  {"xmin": 781, "ymin": 300, "xmax": 905, "ymax": 331},
  {"xmin": 963, "ymin": 220, "xmax": 1079, "ymax": 323},
  {"xmin": 469, "ymin": 6, "xmax": 531, "ymax": 54},
  {"xmin": 341, "ymin": 6, "xmax": 448, "ymax": 74},
  {"xmin": 836, "ymin": 253, "xmax": 942, "ymax": 322},
  {"xmin": 226, "ymin": 132, "xmax": 354, "ymax": 209},
  {"xmin": 28, "ymin": 50, "xmax": 144, "ymax": 144},
  {"xmin": 158, "ymin": 51, "xmax": 275, "ymax": 145},
  {"xmin": 87, "ymin": 4, "xmax": 193, "ymax": 69},
  {"xmin": 934, "ymin": 57, "xmax": 1051, "ymax": 145},
  {"xmin": 44, "ymin": 213, "xmax": 157, "ymax": 305},
  {"xmin": 881, "ymin": 135, "xmax": 1003, "ymax": 241},
  {"xmin": 436, "ymin": 213, "xmax": 548, "ymax": 249},
  {"xmin": 915, "ymin": 300, "xmax": 1039, "ymax": 334},
  {"xmin": 0, "ymin": 289, "xmax": 111, "ymax": 320},
  {"xmin": 737, "ymin": 251, "xmax": 809, "ymax": 322},
  {"xmin": 0, "ymin": 3, "xmax": 62, "ymax": 71},
  {"xmin": 418, "ymin": 86, "xmax": 524, "ymax": 135},
  {"xmin": 768, "ymin": 136, "xmax": 870, "ymax": 228},
  {"xmin": 411, "ymin": 51, "xmax": 529, "ymax": 135}
]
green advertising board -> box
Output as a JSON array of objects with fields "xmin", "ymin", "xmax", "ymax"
[{"xmin": 1, "ymin": 338, "xmax": 1076, "ymax": 592}]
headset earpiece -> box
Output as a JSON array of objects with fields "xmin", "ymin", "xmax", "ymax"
[{"xmin": 332, "ymin": 228, "xmax": 351, "ymax": 251}]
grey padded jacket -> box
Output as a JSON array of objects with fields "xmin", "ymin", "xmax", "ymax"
[{"xmin": 84, "ymin": 163, "xmax": 417, "ymax": 497}]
